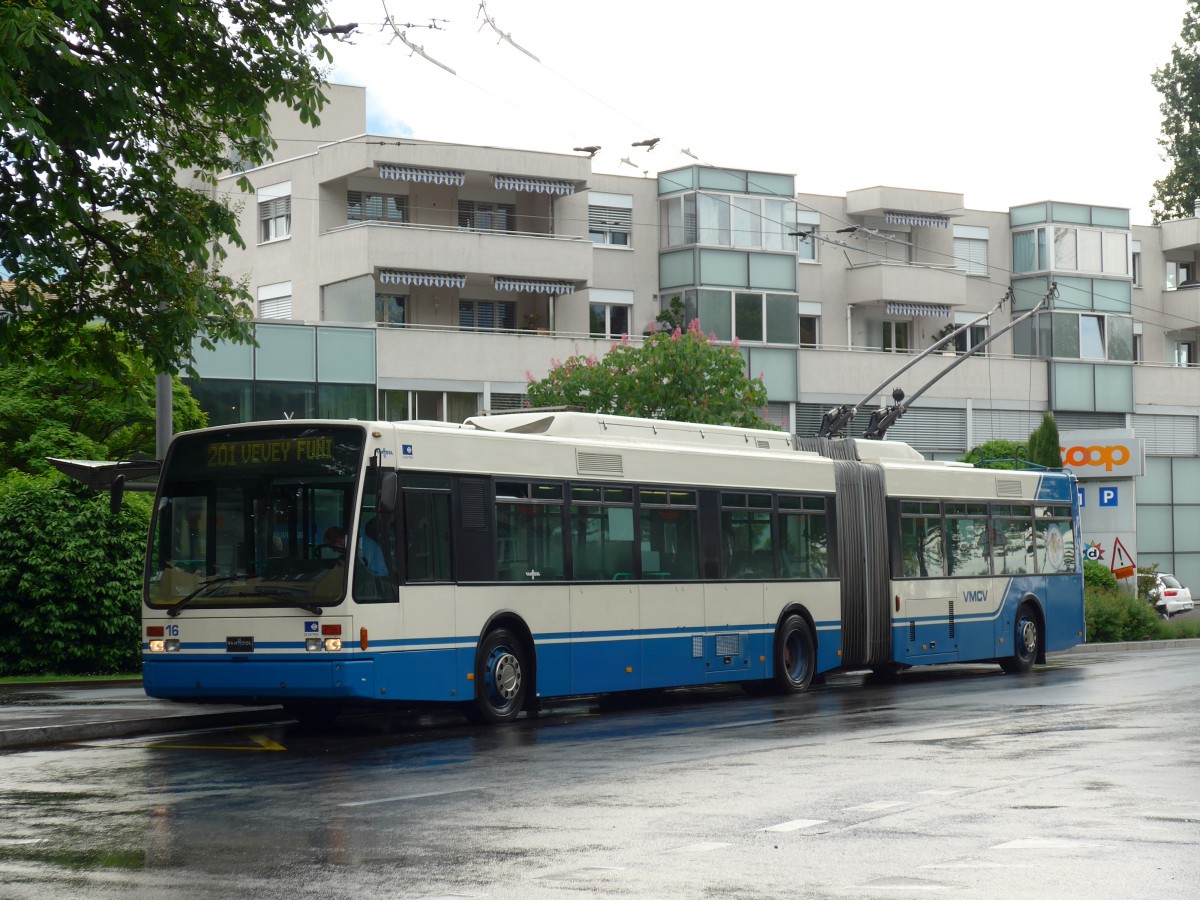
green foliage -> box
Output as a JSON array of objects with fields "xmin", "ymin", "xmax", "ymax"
[
  {"xmin": 960, "ymin": 439, "xmax": 1024, "ymax": 469},
  {"xmin": 1135, "ymin": 563, "xmax": 1160, "ymax": 603},
  {"xmin": 0, "ymin": 330, "xmax": 206, "ymax": 475},
  {"xmin": 1026, "ymin": 412, "xmax": 1062, "ymax": 470},
  {"xmin": 655, "ymin": 295, "xmax": 686, "ymax": 333},
  {"xmin": 1084, "ymin": 559, "xmax": 1119, "ymax": 592},
  {"xmin": 1151, "ymin": 3, "xmax": 1200, "ymax": 223},
  {"xmin": 526, "ymin": 320, "xmax": 770, "ymax": 428},
  {"xmin": 0, "ymin": 0, "xmax": 332, "ymax": 374},
  {"xmin": 0, "ymin": 475, "xmax": 151, "ymax": 675},
  {"xmin": 1084, "ymin": 582, "xmax": 1159, "ymax": 643}
]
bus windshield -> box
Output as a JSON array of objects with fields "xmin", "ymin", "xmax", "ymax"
[{"xmin": 145, "ymin": 425, "xmax": 366, "ymax": 613}]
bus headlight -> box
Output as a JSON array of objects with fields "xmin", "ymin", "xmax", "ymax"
[
  {"xmin": 165, "ymin": 639, "xmax": 180, "ymax": 652},
  {"xmin": 149, "ymin": 640, "xmax": 165, "ymax": 653},
  {"xmin": 324, "ymin": 638, "xmax": 343, "ymax": 652},
  {"xmin": 306, "ymin": 637, "xmax": 323, "ymax": 652}
]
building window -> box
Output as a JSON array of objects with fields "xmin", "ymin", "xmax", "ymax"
[
  {"xmin": 795, "ymin": 228, "xmax": 816, "ymax": 261},
  {"xmin": 458, "ymin": 201, "xmax": 515, "ymax": 232},
  {"xmin": 348, "ymin": 191, "xmax": 408, "ymax": 224},
  {"xmin": 731, "ymin": 292, "xmax": 800, "ymax": 344},
  {"xmin": 865, "ymin": 230, "xmax": 910, "ymax": 263},
  {"xmin": 589, "ymin": 303, "xmax": 631, "ymax": 338},
  {"xmin": 1176, "ymin": 341, "xmax": 1197, "ymax": 367},
  {"xmin": 1080, "ymin": 315, "xmax": 1106, "ymax": 359},
  {"xmin": 459, "ymin": 299, "xmax": 516, "ymax": 331},
  {"xmin": 1131, "ymin": 246, "xmax": 1142, "ymax": 286},
  {"xmin": 1166, "ymin": 261, "xmax": 1194, "ymax": 290},
  {"xmin": 258, "ymin": 182, "xmax": 291, "ymax": 243},
  {"xmin": 953, "ymin": 323, "xmax": 989, "ymax": 354},
  {"xmin": 799, "ymin": 316, "xmax": 819, "ymax": 347},
  {"xmin": 375, "ymin": 294, "xmax": 406, "ymax": 326},
  {"xmin": 882, "ymin": 320, "xmax": 910, "ymax": 352},
  {"xmin": 588, "ymin": 205, "xmax": 632, "ymax": 246},
  {"xmin": 258, "ymin": 282, "xmax": 292, "ymax": 319},
  {"xmin": 953, "ymin": 238, "xmax": 988, "ymax": 276}
]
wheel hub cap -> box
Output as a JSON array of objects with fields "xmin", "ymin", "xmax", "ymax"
[{"xmin": 491, "ymin": 652, "xmax": 521, "ymax": 699}]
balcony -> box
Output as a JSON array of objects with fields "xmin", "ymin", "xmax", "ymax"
[
  {"xmin": 1160, "ymin": 216, "xmax": 1200, "ymax": 254},
  {"xmin": 846, "ymin": 261, "xmax": 968, "ymax": 311},
  {"xmin": 317, "ymin": 221, "xmax": 594, "ymax": 289}
]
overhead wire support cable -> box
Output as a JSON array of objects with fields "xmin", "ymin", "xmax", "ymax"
[
  {"xmin": 476, "ymin": 0, "xmax": 540, "ymax": 61},
  {"xmin": 861, "ymin": 283, "xmax": 1059, "ymax": 441}
]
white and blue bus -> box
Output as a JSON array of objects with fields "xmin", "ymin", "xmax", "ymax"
[{"xmin": 140, "ymin": 411, "xmax": 1084, "ymax": 724}]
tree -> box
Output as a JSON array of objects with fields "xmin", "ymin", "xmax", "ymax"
[
  {"xmin": 0, "ymin": 336, "xmax": 206, "ymax": 674},
  {"xmin": 960, "ymin": 439, "xmax": 1024, "ymax": 469},
  {"xmin": 1026, "ymin": 412, "xmax": 1062, "ymax": 470},
  {"xmin": 0, "ymin": 1, "xmax": 332, "ymax": 374},
  {"xmin": 526, "ymin": 320, "xmax": 771, "ymax": 428},
  {"xmin": 1151, "ymin": 3, "xmax": 1200, "ymax": 223},
  {"xmin": 0, "ymin": 329, "xmax": 206, "ymax": 476}
]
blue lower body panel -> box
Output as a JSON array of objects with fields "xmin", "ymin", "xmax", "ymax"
[{"xmin": 144, "ymin": 656, "xmax": 377, "ymax": 701}]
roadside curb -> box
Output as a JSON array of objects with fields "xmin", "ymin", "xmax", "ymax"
[
  {"xmin": 1055, "ymin": 638, "xmax": 1200, "ymax": 654},
  {"xmin": 0, "ymin": 707, "xmax": 290, "ymax": 752}
]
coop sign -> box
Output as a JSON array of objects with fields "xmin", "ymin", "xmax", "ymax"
[{"xmin": 1058, "ymin": 438, "xmax": 1144, "ymax": 478}]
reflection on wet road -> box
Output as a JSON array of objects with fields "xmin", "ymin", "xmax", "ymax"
[{"xmin": 2, "ymin": 649, "xmax": 1199, "ymax": 899}]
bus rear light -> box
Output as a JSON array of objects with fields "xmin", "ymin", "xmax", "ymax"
[
  {"xmin": 146, "ymin": 626, "xmax": 164, "ymax": 638},
  {"xmin": 321, "ymin": 624, "xmax": 342, "ymax": 636},
  {"xmin": 324, "ymin": 638, "xmax": 343, "ymax": 652},
  {"xmin": 360, "ymin": 627, "xmax": 368, "ymax": 650},
  {"xmin": 306, "ymin": 638, "xmax": 322, "ymax": 652}
]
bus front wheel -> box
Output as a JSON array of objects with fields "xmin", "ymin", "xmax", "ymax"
[
  {"xmin": 1000, "ymin": 603, "xmax": 1040, "ymax": 675},
  {"xmin": 774, "ymin": 614, "xmax": 816, "ymax": 694},
  {"xmin": 466, "ymin": 628, "xmax": 528, "ymax": 724}
]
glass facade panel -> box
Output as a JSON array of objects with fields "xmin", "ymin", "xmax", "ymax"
[
  {"xmin": 658, "ymin": 168, "xmax": 694, "ymax": 194},
  {"xmin": 765, "ymin": 294, "xmax": 800, "ymax": 343},
  {"xmin": 735, "ymin": 293, "xmax": 763, "ymax": 342},
  {"xmin": 1013, "ymin": 233, "xmax": 1038, "ymax": 274},
  {"xmin": 1055, "ymin": 277, "xmax": 1091, "ymax": 311},
  {"xmin": 378, "ymin": 389, "xmax": 409, "ymax": 421},
  {"xmin": 255, "ymin": 381, "xmax": 317, "ymax": 420},
  {"xmin": 1137, "ymin": 505, "xmax": 1174, "ymax": 552},
  {"xmin": 1173, "ymin": 458, "xmax": 1200, "ymax": 503},
  {"xmin": 749, "ymin": 252, "xmax": 796, "ymax": 291},
  {"xmin": 747, "ymin": 172, "xmax": 794, "ymax": 195},
  {"xmin": 1079, "ymin": 315, "xmax": 1105, "ymax": 359},
  {"xmin": 1054, "ymin": 227, "xmax": 1077, "ymax": 270},
  {"xmin": 1051, "ymin": 203, "xmax": 1090, "ymax": 224},
  {"xmin": 1107, "ymin": 316, "xmax": 1133, "ymax": 361},
  {"xmin": 1102, "ymin": 232, "xmax": 1128, "ymax": 274},
  {"xmin": 317, "ymin": 327, "xmax": 375, "ymax": 384},
  {"xmin": 1094, "ymin": 364, "xmax": 1133, "ymax": 413},
  {"xmin": 191, "ymin": 337, "xmax": 253, "ymax": 379},
  {"xmin": 1094, "ymin": 278, "xmax": 1131, "ymax": 313},
  {"xmin": 696, "ymin": 289, "xmax": 732, "ymax": 340},
  {"xmin": 1091, "ymin": 207, "xmax": 1130, "ymax": 228},
  {"xmin": 1010, "ymin": 203, "xmax": 1049, "ymax": 227},
  {"xmin": 1138, "ymin": 457, "xmax": 1172, "ymax": 504},
  {"xmin": 185, "ymin": 378, "xmax": 253, "ymax": 425},
  {"xmin": 255, "ymin": 324, "xmax": 315, "ymax": 381},
  {"xmin": 318, "ymin": 383, "xmax": 374, "ymax": 419},
  {"xmin": 698, "ymin": 168, "xmax": 746, "ymax": 191},
  {"xmin": 1174, "ymin": 506, "xmax": 1200, "ymax": 545},
  {"xmin": 659, "ymin": 249, "xmax": 694, "ymax": 289},
  {"xmin": 1078, "ymin": 230, "xmax": 1102, "ymax": 272},
  {"xmin": 697, "ymin": 193, "xmax": 730, "ymax": 245},
  {"xmin": 732, "ymin": 197, "xmax": 760, "ymax": 248},
  {"xmin": 1052, "ymin": 363, "xmax": 1095, "ymax": 411},
  {"xmin": 660, "ymin": 197, "xmax": 683, "ymax": 247},
  {"xmin": 1013, "ymin": 276, "xmax": 1050, "ymax": 311},
  {"xmin": 700, "ymin": 249, "xmax": 748, "ymax": 287},
  {"xmin": 1052, "ymin": 313, "xmax": 1081, "ymax": 358}
]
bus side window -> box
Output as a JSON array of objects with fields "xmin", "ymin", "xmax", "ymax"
[{"xmin": 404, "ymin": 491, "xmax": 452, "ymax": 582}]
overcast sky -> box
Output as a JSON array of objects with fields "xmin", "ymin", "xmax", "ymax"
[{"xmin": 323, "ymin": 0, "xmax": 1189, "ymax": 225}]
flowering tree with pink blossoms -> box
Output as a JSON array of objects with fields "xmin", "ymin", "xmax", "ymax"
[{"xmin": 526, "ymin": 320, "xmax": 770, "ymax": 428}]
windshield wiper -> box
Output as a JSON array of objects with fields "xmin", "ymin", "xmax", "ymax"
[
  {"xmin": 167, "ymin": 575, "xmax": 244, "ymax": 618},
  {"xmin": 234, "ymin": 592, "xmax": 324, "ymax": 616}
]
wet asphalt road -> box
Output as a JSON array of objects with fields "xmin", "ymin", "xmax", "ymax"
[{"xmin": 1, "ymin": 648, "xmax": 1198, "ymax": 899}]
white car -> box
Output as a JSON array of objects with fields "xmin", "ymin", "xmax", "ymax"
[{"xmin": 1145, "ymin": 573, "xmax": 1194, "ymax": 618}]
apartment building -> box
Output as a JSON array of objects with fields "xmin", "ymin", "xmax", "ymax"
[{"xmin": 187, "ymin": 84, "xmax": 1200, "ymax": 587}]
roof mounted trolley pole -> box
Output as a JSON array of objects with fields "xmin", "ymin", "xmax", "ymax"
[
  {"xmin": 862, "ymin": 283, "xmax": 1057, "ymax": 441},
  {"xmin": 817, "ymin": 292, "xmax": 1009, "ymax": 439}
]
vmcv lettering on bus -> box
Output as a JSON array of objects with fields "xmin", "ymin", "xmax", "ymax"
[
  {"xmin": 963, "ymin": 589, "xmax": 988, "ymax": 603},
  {"xmin": 1060, "ymin": 444, "xmax": 1130, "ymax": 472}
]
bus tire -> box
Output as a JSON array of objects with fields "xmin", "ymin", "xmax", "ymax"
[
  {"xmin": 282, "ymin": 700, "xmax": 340, "ymax": 732},
  {"xmin": 774, "ymin": 614, "xmax": 816, "ymax": 694},
  {"xmin": 466, "ymin": 627, "xmax": 528, "ymax": 724},
  {"xmin": 1000, "ymin": 602, "xmax": 1040, "ymax": 675}
]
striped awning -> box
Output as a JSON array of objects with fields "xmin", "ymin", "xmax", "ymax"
[
  {"xmin": 887, "ymin": 301, "xmax": 950, "ymax": 318},
  {"xmin": 884, "ymin": 211, "xmax": 949, "ymax": 229},
  {"xmin": 493, "ymin": 174, "xmax": 574, "ymax": 196},
  {"xmin": 378, "ymin": 164, "xmax": 465, "ymax": 187},
  {"xmin": 379, "ymin": 270, "xmax": 465, "ymax": 288},
  {"xmin": 494, "ymin": 277, "xmax": 575, "ymax": 295}
]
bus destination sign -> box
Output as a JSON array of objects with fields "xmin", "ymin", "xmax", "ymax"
[{"xmin": 206, "ymin": 436, "xmax": 335, "ymax": 469}]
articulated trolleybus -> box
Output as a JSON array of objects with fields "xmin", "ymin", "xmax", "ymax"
[{"xmin": 141, "ymin": 411, "xmax": 1084, "ymax": 724}]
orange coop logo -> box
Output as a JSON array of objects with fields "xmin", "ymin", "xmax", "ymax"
[{"xmin": 1060, "ymin": 444, "xmax": 1130, "ymax": 472}]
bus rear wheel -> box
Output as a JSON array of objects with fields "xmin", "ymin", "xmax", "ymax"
[
  {"xmin": 1000, "ymin": 602, "xmax": 1040, "ymax": 675},
  {"xmin": 774, "ymin": 614, "xmax": 816, "ymax": 694},
  {"xmin": 465, "ymin": 627, "xmax": 528, "ymax": 724}
]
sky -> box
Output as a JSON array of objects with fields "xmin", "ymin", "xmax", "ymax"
[{"xmin": 322, "ymin": 0, "xmax": 1190, "ymax": 225}]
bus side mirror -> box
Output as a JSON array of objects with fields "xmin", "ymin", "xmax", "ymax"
[
  {"xmin": 377, "ymin": 471, "xmax": 398, "ymax": 515},
  {"xmin": 110, "ymin": 474, "xmax": 125, "ymax": 516}
]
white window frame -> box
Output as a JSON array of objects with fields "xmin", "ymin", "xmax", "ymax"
[
  {"xmin": 258, "ymin": 281, "xmax": 292, "ymax": 319},
  {"xmin": 952, "ymin": 225, "xmax": 989, "ymax": 276},
  {"xmin": 588, "ymin": 192, "xmax": 633, "ymax": 247},
  {"xmin": 798, "ymin": 300, "xmax": 822, "ymax": 347},
  {"xmin": 589, "ymin": 288, "xmax": 635, "ymax": 338},
  {"xmin": 257, "ymin": 181, "xmax": 291, "ymax": 244}
]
